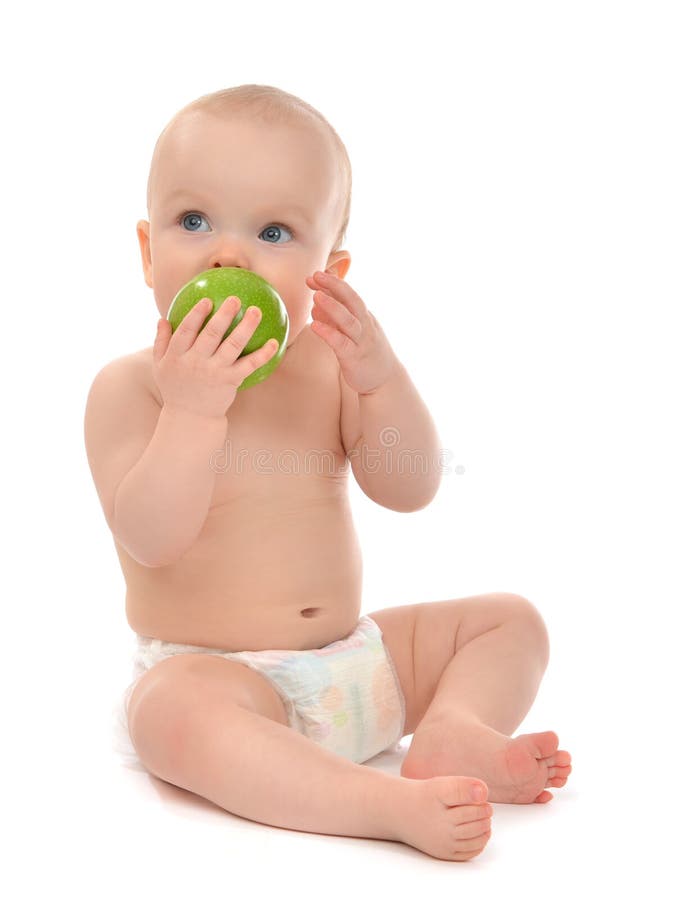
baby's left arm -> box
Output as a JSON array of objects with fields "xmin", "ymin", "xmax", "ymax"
[{"xmin": 306, "ymin": 270, "xmax": 442, "ymax": 512}]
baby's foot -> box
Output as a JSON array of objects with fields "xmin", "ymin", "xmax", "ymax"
[
  {"xmin": 393, "ymin": 775, "xmax": 492, "ymax": 861},
  {"xmin": 400, "ymin": 716, "xmax": 572, "ymax": 804}
]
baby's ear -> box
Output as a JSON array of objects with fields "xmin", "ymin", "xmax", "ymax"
[
  {"xmin": 136, "ymin": 220, "xmax": 153, "ymax": 289},
  {"xmin": 326, "ymin": 250, "xmax": 351, "ymax": 281}
]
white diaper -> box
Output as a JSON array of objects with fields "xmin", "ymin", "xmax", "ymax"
[{"xmin": 112, "ymin": 615, "xmax": 406, "ymax": 767}]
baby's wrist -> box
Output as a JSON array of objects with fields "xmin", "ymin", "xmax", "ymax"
[{"xmin": 161, "ymin": 403, "xmax": 230, "ymax": 434}]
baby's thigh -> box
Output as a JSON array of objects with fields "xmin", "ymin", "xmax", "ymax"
[{"xmin": 127, "ymin": 654, "xmax": 290, "ymax": 770}]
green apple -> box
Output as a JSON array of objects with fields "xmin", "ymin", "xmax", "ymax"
[{"xmin": 167, "ymin": 267, "xmax": 289, "ymax": 391}]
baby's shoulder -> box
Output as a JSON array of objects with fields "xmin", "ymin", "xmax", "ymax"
[
  {"xmin": 88, "ymin": 346, "xmax": 157, "ymax": 402},
  {"xmin": 85, "ymin": 347, "xmax": 158, "ymax": 434}
]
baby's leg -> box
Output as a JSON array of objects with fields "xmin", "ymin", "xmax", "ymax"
[
  {"xmin": 385, "ymin": 593, "xmax": 572, "ymax": 803},
  {"xmin": 126, "ymin": 653, "xmax": 492, "ymax": 861}
]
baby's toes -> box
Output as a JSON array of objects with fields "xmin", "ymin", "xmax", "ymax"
[
  {"xmin": 454, "ymin": 817, "xmax": 492, "ymax": 841},
  {"xmin": 549, "ymin": 767, "xmax": 572, "ymax": 786},
  {"xmin": 553, "ymin": 749, "xmax": 572, "ymax": 768},
  {"xmin": 547, "ymin": 775, "xmax": 568, "ymax": 788},
  {"xmin": 454, "ymin": 828, "xmax": 492, "ymax": 860},
  {"xmin": 535, "ymin": 731, "xmax": 560, "ymax": 757},
  {"xmin": 544, "ymin": 751, "xmax": 572, "ymax": 788},
  {"xmin": 545, "ymin": 751, "xmax": 572, "ymax": 779}
]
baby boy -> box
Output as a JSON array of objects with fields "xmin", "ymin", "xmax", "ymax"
[{"xmin": 84, "ymin": 84, "xmax": 571, "ymax": 862}]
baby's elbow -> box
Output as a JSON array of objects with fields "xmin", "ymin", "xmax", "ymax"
[
  {"xmin": 113, "ymin": 533, "xmax": 182, "ymax": 569},
  {"xmin": 135, "ymin": 547, "xmax": 186, "ymax": 569},
  {"xmin": 356, "ymin": 466, "xmax": 441, "ymax": 512},
  {"xmin": 387, "ymin": 495, "xmax": 435, "ymax": 513},
  {"xmin": 372, "ymin": 486, "xmax": 438, "ymax": 513},
  {"xmin": 391, "ymin": 478, "xmax": 442, "ymax": 513}
]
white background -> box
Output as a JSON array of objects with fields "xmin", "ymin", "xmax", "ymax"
[{"xmin": 3, "ymin": 0, "xmax": 672, "ymax": 896}]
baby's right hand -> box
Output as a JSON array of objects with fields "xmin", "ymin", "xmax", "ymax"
[{"xmin": 152, "ymin": 296, "xmax": 279, "ymax": 419}]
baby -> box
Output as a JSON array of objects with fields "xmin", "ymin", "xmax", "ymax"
[{"xmin": 84, "ymin": 84, "xmax": 571, "ymax": 862}]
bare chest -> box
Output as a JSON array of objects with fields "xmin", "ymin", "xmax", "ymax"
[
  {"xmin": 211, "ymin": 357, "xmax": 345, "ymax": 502},
  {"xmin": 124, "ymin": 328, "xmax": 362, "ymax": 649},
  {"xmin": 142, "ymin": 324, "xmax": 347, "ymax": 503}
]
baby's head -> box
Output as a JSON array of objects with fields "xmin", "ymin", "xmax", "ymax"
[{"xmin": 137, "ymin": 84, "xmax": 352, "ymax": 346}]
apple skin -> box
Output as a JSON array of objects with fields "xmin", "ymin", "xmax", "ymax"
[{"xmin": 167, "ymin": 268, "xmax": 289, "ymax": 391}]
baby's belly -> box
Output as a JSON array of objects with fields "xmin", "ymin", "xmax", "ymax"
[{"xmin": 120, "ymin": 492, "xmax": 363, "ymax": 651}]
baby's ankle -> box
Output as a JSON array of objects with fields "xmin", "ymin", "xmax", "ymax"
[{"xmin": 355, "ymin": 767, "xmax": 414, "ymax": 842}]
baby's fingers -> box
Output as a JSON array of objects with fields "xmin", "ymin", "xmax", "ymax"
[
  {"xmin": 153, "ymin": 317, "xmax": 172, "ymax": 364},
  {"xmin": 167, "ymin": 298, "xmax": 214, "ymax": 356},
  {"xmin": 230, "ymin": 338, "xmax": 279, "ymax": 385}
]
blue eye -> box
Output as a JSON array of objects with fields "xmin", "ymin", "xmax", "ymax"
[
  {"xmin": 259, "ymin": 224, "xmax": 293, "ymax": 244},
  {"xmin": 180, "ymin": 213, "xmax": 211, "ymax": 232}
]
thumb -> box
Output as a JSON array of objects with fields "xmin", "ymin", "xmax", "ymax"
[{"xmin": 153, "ymin": 317, "xmax": 171, "ymax": 363}]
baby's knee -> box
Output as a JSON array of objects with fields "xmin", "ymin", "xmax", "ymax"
[
  {"xmin": 497, "ymin": 593, "xmax": 550, "ymax": 662},
  {"xmin": 126, "ymin": 656, "xmax": 201, "ymax": 777}
]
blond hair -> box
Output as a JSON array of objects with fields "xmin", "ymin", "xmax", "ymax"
[{"xmin": 147, "ymin": 84, "xmax": 352, "ymax": 253}]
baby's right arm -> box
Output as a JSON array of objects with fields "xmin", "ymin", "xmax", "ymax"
[{"xmin": 84, "ymin": 294, "xmax": 278, "ymax": 567}]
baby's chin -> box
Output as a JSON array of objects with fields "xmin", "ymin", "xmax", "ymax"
[{"xmin": 287, "ymin": 319, "xmax": 317, "ymax": 348}]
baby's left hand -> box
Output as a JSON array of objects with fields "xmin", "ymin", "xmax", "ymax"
[{"xmin": 306, "ymin": 271, "xmax": 398, "ymax": 395}]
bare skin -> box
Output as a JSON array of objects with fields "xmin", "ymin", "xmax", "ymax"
[
  {"xmin": 116, "ymin": 328, "xmax": 365, "ymax": 652},
  {"xmin": 85, "ymin": 106, "xmax": 571, "ymax": 862}
]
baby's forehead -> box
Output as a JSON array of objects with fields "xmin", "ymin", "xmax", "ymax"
[
  {"xmin": 162, "ymin": 108, "xmax": 334, "ymax": 164},
  {"xmin": 149, "ymin": 108, "xmax": 342, "ymax": 207}
]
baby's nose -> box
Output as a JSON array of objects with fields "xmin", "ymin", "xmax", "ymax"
[{"xmin": 209, "ymin": 243, "xmax": 251, "ymax": 271}]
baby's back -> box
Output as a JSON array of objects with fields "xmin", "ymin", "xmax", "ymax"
[{"xmin": 91, "ymin": 325, "xmax": 363, "ymax": 651}]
